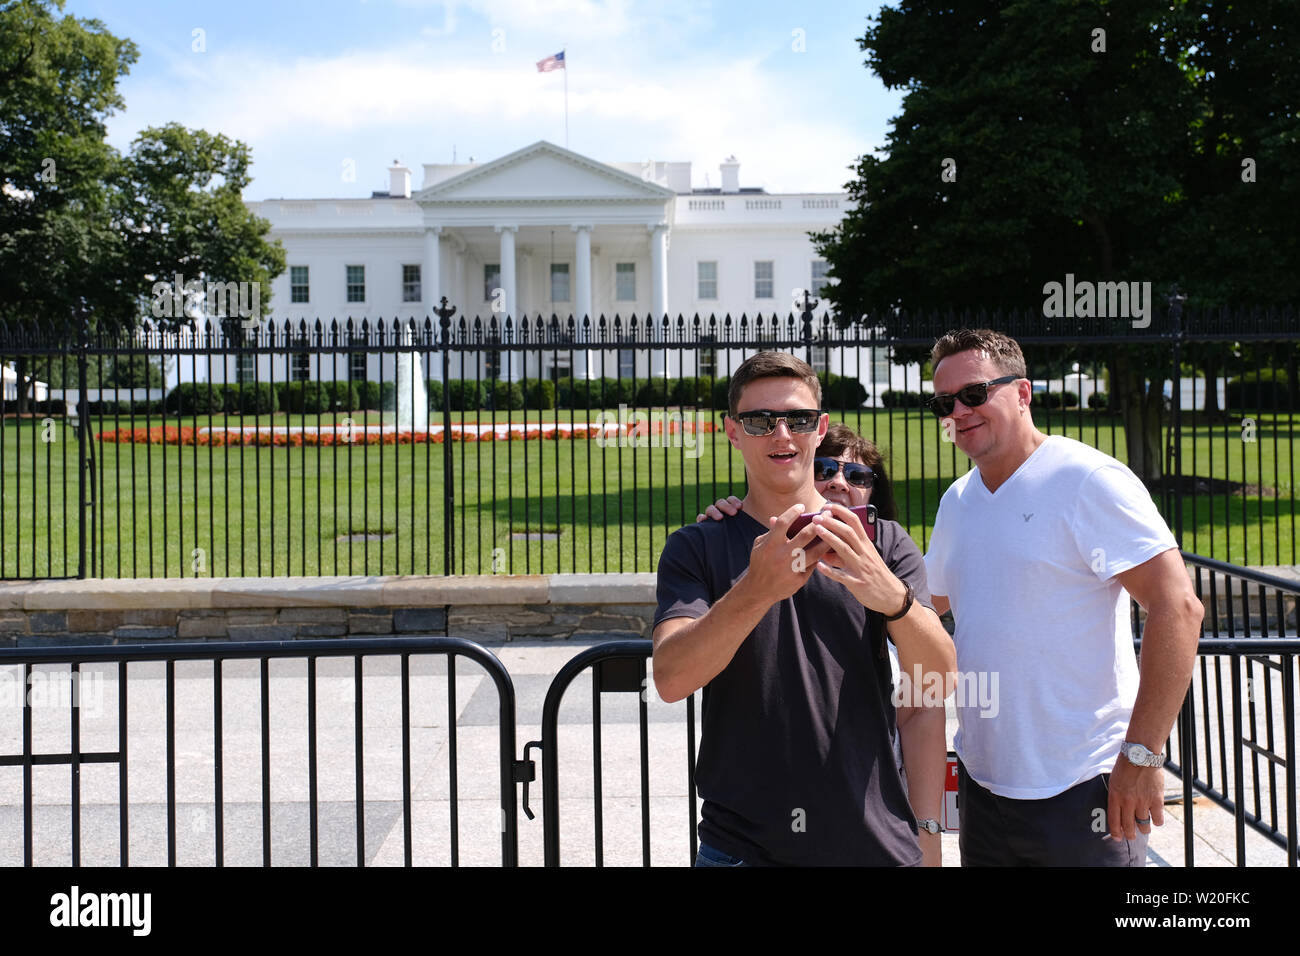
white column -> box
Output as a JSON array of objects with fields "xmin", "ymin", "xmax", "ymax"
[
  {"xmin": 496, "ymin": 224, "xmax": 518, "ymax": 380},
  {"xmin": 573, "ymin": 224, "xmax": 593, "ymax": 379},
  {"xmin": 496, "ymin": 225, "xmax": 517, "ymax": 320},
  {"xmin": 422, "ymin": 226, "xmax": 443, "ymax": 313},
  {"xmin": 649, "ymin": 224, "xmax": 668, "ymax": 378}
]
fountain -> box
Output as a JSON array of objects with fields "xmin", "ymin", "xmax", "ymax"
[{"xmin": 394, "ymin": 321, "xmax": 428, "ymax": 430}]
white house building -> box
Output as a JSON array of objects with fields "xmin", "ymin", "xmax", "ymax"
[{"xmin": 227, "ymin": 140, "xmax": 910, "ymax": 395}]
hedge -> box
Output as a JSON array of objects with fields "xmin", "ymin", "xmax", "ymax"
[
  {"xmin": 278, "ymin": 381, "xmax": 358, "ymax": 414},
  {"xmin": 880, "ymin": 389, "xmax": 934, "ymax": 409},
  {"xmin": 1226, "ymin": 369, "xmax": 1291, "ymax": 411},
  {"xmin": 1031, "ymin": 390, "xmax": 1079, "ymax": 409},
  {"xmin": 1087, "ymin": 391, "xmax": 1109, "ymax": 410}
]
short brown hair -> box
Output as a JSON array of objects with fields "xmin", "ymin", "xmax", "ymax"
[
  {"xmin": 818, "ymin": 423, "xmax": 898, "ymax": 522},
  {"xmin": 727, "ymin": 351, "xmax": 821, "ymax": 417},
  {"xmin": 930, "ymin": 329, "xmax": 1027, "ymax": 379}
]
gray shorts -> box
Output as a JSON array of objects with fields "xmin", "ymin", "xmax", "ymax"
[{"xmin": 957, "ymin": 760, "xmax": 1148, "ymax": 867}]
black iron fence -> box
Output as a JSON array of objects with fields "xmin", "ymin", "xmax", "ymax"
[
  {"xmin": 1167, "ymin": 556, "xmax": 1299, "ymax": 865},
  {"xmin": 1, "ymin": 305, "xmax": 1296, "ymax": 579}
]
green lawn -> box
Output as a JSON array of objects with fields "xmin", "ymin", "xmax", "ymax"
[{"xmin": 1, "ymin": 408, "xmax": 1295, "ymax": 577}]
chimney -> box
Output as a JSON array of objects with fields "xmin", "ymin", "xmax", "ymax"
[
  {"xmin": 719, "ymin": 155, "xmax": 739, "ymax": 194},
  {"xmin": 388, "ymin": 159, "xmax": 411, "ymax": 198}
]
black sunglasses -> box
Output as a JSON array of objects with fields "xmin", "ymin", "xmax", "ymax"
[
  {"xmin": 813, "ymin": 457, "xmax": 874, "ymax": 488},
  {"xmin": 733, "ymin": 408, "xmax": 823, "ymax": 437},
  {"xmin": 926, "ymin": 376, "xmax": 1020, "ymax": 418}
]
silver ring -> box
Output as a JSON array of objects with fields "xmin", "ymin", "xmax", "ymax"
[{"xmin": 1135, "ymin": 816, "xmax": 1151, "ymax": 825}]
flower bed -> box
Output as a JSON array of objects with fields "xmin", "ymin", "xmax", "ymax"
[{"xmin": 95, "ymin": 420, "xmax": 718, "ymax": 447}]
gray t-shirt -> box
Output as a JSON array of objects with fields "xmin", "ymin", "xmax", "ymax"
[{"xmin": 654, "ymin": 510, "xmax": 929, "ymax": 866}]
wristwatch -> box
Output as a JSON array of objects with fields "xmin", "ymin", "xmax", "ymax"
[
  {"xmin": 917, "ymin": 818, "xmax": 941, "ymax": 835},
  {"xmin": 1121, "ymin": 741, "xmax": 1165, "ymax": 768},
  {"xmin": 884, "ymin": 583, "xmax": 914, "ymax": 622}
]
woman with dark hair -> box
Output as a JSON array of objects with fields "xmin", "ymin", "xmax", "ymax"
[{"xmin": 697, "ymin": 423, "xmax": 948, "ymax": 865}]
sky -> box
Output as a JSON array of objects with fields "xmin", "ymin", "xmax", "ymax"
[{"xmin": 62, "ymin": 0, "xmax": 904, "ymax": 199}]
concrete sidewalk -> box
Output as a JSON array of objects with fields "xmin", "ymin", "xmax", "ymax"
[{"xmin": 0, "ymin": 637, "xmax": 1293, "ymax": 866}]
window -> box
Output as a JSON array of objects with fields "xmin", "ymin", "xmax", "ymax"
[
  {"xmin": 291, "ymin": 338, "xmax": 310, "ymax": 382},
  {"xmin": 290, "ymin": 266, "xmax": 309, "ymax": 303},
  {"xmin": 616, "ymin": 262, "xmax": 636, "ymax": 301},
  {"xmin": 402, "ymin": 264, "xmax": 421, "ymax": 303},
  {"xmin": 348, "ymin": 335, "xmax": 367, "ymax": 382},
  {"xmin": 810, "ymin": 259, "xmax": 830, "ymax": 298},
  {"xmin": 346, "ymin": 265, "xmax": 365, "ymax": 303},
  {"xmin": 236, "ymin": 353, "xmax": 256, "ymax": 385},
  {"xmin": 754, "ymin": 261, "xmax": 774, "ymax": 299},
  {"xmin": 484, "ymin": 264, "xmax": 501, "ymax": 302},
  {"xmin": 618, "ymin": 349, "xmax": 636, "ymax": 378},
  {"xmin": 810, "ymin": 347, "xmax": 830, "ymax": 376},
  {"xmin": 697, "ymin": 261, "xmax": 717, "ymax": 300},
  {"xmin": 698, "ymin": 338, "xmax": 717, "ymax": 378},
  {"xmin": 550, "ymin": 263, "xmax": 570, "ymax": 303},
  {"xmin": 549, "ymin": 353, "xmax": 571, "ymax": 383}
]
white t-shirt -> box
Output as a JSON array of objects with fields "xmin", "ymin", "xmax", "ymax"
[{"xmin": 924, "ymin": 435, "xmax": 1178, "ymax": 799}]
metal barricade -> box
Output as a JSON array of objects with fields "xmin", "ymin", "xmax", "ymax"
[{"xmin": 0, "ymin": 636, "xmax": 521, "ymax": 866}]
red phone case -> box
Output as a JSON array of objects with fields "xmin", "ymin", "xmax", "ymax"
[{"xmin": 786, "ymin": 503, "xmax": 877, "ymax": 545}]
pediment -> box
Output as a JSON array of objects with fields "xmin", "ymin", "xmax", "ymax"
[{"xmin": 415, "ymin": 141, "xmax": 675, "ymax": 204}]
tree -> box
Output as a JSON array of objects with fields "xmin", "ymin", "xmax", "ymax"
[
  {"xmin": 0, "ymin": 0, "xmax": 284, "ymax": 413},
  {"xmin": 815, "ymin": 0, "xmax": 1299, "ymax": 483}
]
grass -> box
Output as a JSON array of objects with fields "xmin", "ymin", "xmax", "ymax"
[{"xmin": 1, "ymin": 407, "xmax": 1295, "ymax": 577}]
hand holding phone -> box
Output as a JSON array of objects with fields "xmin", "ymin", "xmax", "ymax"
[{"xmin": 787, "ymin": 503, "xmax": 877, "ymax": 552}]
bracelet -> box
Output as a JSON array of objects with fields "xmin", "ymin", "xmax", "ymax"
[{"xmin": 884, "ymin": 583, "xmax": 914, "ymax": 622}]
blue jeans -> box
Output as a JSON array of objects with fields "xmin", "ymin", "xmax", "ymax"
[{"xmin": 694, "ymin": 841, "xmax": 748, "ymax": 867}]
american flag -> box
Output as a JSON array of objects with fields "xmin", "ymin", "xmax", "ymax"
[{"xmin": 536, "ymin": 50, "xmax": 565, "ymax": 72}]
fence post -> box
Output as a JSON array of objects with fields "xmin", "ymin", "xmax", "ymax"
[
  {"xmin": 1168, "ymin": 288, "xmax": 1186, "ymax": 546},
  {"xmin": 436, "ymin": 297, "xmax": 457, "ymax": 575},
  {"xmin": 799, "ymin": 290, "xmax": 816, "ymax": 370},
  {"xmin": 75, "ymin": 314, "xmax": 93, "ymax": 579}
]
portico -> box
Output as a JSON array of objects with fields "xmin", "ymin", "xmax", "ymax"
[{"xmin": 414, "ymin": 141, "xmax": 676, "ymax": 379}]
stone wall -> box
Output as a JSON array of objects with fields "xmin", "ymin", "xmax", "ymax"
[{"xmin": 0, "ymin": 575, "xmax": 657, "ymax": 646}]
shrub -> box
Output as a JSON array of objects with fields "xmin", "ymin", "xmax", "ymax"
[
  {"xmin": 1226, "ymin": 369, "xmax": 1290, "ymax": 411},
  {"xmin": 356, "ymin": 380, "xmax": 397, "ymax": 411},
  {"xmin": 164, "ymin": 382, "xmax": 223, "ymax": 415},
  {"xmin": 280, "ymin": 381, "xmax": 358, "ymax": 414},
  {"xmin": 1088, "ymin": 391, "xmax": 1109, "ymax": 410},
  {"xmin": 225, "ymin": 382, "xmax": 278, "ymax": 415},
  {"xmin": 1032, "ymin": 390, "xmax": 1080, "ymax": 409},
  {"xmin": 425, "ymin": 379, "xmax": 444, "ymax": 411},
  {"xmin": 821, "ymin": 374, "xmax": 868, "ymax": 409},
  {"xmin": 523, "ymin": 378, "xmax": 557, "ymax": 409},
  {"xmin": 486, "ymin": 380, "xmax": 524, "ymax": 410},
  {"xmin": 442, "ymin": 379, "xmax": 485, "ymax": 411},
  {"xmin": 880, "ymin": 389, "xmax": 931, "ymax": 409},
  {"xmin": 635, "ymin": 378, "xmax": 672, "ymax": 406},
  {"xmin": 667, "ymin": 376, "xmax": 709, "ymax": 406},
  {"xmin": 712, "ymin": 377, "xmax": 730, "ymax": 411}
]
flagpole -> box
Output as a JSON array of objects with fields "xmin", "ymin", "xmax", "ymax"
[{"xmin": 563, "ymin": 46, "xmax": 569, "ymax": 148}]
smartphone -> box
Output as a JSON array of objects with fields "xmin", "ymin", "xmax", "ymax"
[{"xmin": 787, "ymin": 503, "xmax": 877, "ymax": 546}]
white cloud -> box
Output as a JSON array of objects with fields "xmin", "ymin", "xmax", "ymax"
[{"xmin": 104, "ymin": 7, "xmax": 875, "ymax": 198}]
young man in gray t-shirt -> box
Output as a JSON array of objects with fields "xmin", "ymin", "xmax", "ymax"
[{"xmin": 652, "ymin": 351, "xmax": 956, "ymax": 866}]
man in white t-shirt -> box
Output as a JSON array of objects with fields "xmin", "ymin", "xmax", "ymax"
[{"xmin": 923, "ymin": 329, "xmax": 1203, "ymax": 866}]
